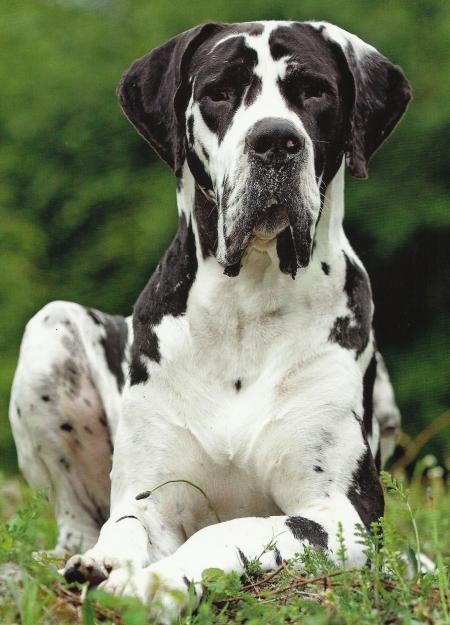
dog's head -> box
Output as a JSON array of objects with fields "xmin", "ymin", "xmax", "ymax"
[{"xmin": 118, "ymin": 21, "xmax": 411, "ymax": 277}]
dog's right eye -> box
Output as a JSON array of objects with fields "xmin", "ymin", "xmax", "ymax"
[{"xmin": 208, "ymin": 89, "xmax": 231, "ymax": 102}]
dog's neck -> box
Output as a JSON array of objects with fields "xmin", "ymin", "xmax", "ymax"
[{"xmin": 175, "ymin": 161, "xmax": 347, "ymax": 277}]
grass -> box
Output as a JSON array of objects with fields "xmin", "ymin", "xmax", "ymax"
[{"xmin": 0, "ymin": 462, "xmax": 448, "ymax": 625}]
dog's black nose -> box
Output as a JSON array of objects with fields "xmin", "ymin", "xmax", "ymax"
[{"xmin": 246, "ymin": 118, "xmax": 305, "ymax": 165}]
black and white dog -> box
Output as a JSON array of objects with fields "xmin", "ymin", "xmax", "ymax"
[{"xmin": 10, "ymin": 20, "xmax": 409, "ymax": 617}]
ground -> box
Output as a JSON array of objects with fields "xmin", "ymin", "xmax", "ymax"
[{"xmin": 0, "ymin": 465, "xmax": 448, "ymax": 625}]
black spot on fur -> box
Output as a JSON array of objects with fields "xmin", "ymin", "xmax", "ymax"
[
  {"xmin": 352, "ymin": 410, "xmax": 363, "ymax": 426},
  {"xmin": 313, "ymin": 465, "xmax": 324, "ymax": 473},
  {"xmin": 347, "ymin": 445, "xmax": 384, "ymax": 529},
  {"xmin": 243, "ymin": 23, "xmax": 264, "ymax": 36},
  {"xmin": 362, "ymin": 355, "xmax": 377, "ymax": 438},
  {"xmin": 244, "ymin": 74, "xmax": 262, "ymax": 107},
  {"xmin": 329, "ymin": 253, "xmax": 372, "ymax": 357},
  {"xmin": 129, "ymin": 357, "xmax": 149, "ymax": 385},
  {"xmin": 321, "ymin": 262, "xmax": 330, "ymax": 275},
  {"xmin": 85, "ymin": 308, "xmax": 129, "ymax": 390},
  {"xmin": 276, "ymin": 227, "xmax": 297, "ymax": 279},
  {"xmin": 273, "ymin": 546, "xmax": 283, "ymax": 566},
  {"xmin": 223, "ymin": 262, "xmax": 241, "ymax": 277},
  {"xmin": 16, "ymin": 405, "xmax": 21, "ymax": 418},
  {"xmin": 237, "ymin": 547, "xmax": 250, "ymax": 569},
  {"xmin": 41, "ymin": 395, "xmax": 50, "ymax": 402},
  {"xmin": 286, "ymin": 516, "xmax": 328, "ymax": 549},
  {"xmin": 374, "ymin": 446, "xmax": 381, "ymax": 472},
  {"xmin": 186, "ymin": 149, "xmax": 214, "ymax": 191},
  {"xmin": 60, "ymin": 423, "xmax": 74, "ymax": 432},
  {"xmin": 193, "ymin": 188, "xmax": 218, "ymax": 258},
  {"xmin": 86, "ymin": 309, "xmax": 102, "ymax": 325},
  {"xmin": 234, "ymin": 379, "xmax": 242, "ymax": 391},
  {"xmin": 130, "ymin": 214, "xmax": 198, "ymax": 385},
  {"xmin": 183, "ymin": 576, "xmax": 196, "ymax": 594},
  {"xmin": 187, "ymin": 114, "xmax": 194, "ymax": 147}
]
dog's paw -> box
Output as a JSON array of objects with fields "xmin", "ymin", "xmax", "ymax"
[
  {"xmin": 61, "ymin": 551, "xmax": 126, "ymax": 586},
  {"xmin": 99, "ymin": 558, "xmax": 200, "ymax": 622}
]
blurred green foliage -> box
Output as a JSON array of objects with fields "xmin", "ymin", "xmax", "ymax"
[{"xmin": 0, "ymin": 0, "xmax": 448, "ymax": 470}]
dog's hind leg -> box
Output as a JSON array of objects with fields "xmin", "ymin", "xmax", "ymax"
[
  {"xmin": 373, "ymin": 351, "xmax": 401, "ymax": 466},
  {"xmin": 9, "ymin": 301, "xmax": 130, "ymax": 556}
]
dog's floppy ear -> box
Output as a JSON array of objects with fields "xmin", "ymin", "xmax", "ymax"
[
  {"xmin": 307, "ymin": 22, "xmax": 412, "ymax": 178},
  {"xmin": 117, "ymin": 23, "xmax": 221, "ymax": 174}
]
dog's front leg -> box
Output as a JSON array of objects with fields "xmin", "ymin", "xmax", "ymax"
[
  {"xmin": 62, "ymin": 497, "xmax": 151, "ymax": 584},
  {"xmin": 110, "ymin": 493, "xmax": 371, "ymax": 622},
  {"xmin": 62, "ymin": 495, "xmax": 183, "ymax": 585}
]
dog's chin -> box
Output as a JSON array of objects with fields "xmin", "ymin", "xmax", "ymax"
[{"xmin": 250, "ymin": 225, "xmax": 287, "ymax": 252}]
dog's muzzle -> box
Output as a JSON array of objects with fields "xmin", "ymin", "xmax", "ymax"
[{"xmin": 222, "ymin": 117, "xmax": 314, "ymax": 277}]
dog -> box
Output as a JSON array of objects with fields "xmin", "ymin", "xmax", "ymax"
[{"xmin": 9, "ymin": 20, "xmax": 409, "ymax": 619}]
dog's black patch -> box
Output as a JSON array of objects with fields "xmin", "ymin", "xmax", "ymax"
[
  {"xmin": 321, "ymin": 262, "xmax": 330, "ymax": 275},
  {"xmin": 237, "ymin": 547, "xmax": 250, "ymax": 569},
  {"xmin": 224, "ymin": 262, "xmax": 242, "ymax": 277},
  {"xmin": 186, "ymin": 149, "xmax": 214, "ymax": 192},
  {"xmin": 362, "ymin": 354, "xmax": 377, "ymax": 438},
  {"xmin": 234, "ymin": 379, "xmax": 242, "ymax": 391},
  {"xmin": 41, "ymin": 395, "xmax": 50, "ymax": 402},
  {"xmin": 374, "ymin": 446, "xmax": 381, "ymax": 472},
  {"xmin": 194, "ymin": 188, "xmax": 218, "ymax": 258},
  {"xmin": 276, "ymin": 227, "xmax": 297, "ymax": 279},
  {"xmin": 85, "ymin": 308, "xmax": 128, "ymax": 391},
  {"xmin": 130, "ymin": 214, "xmax": 198, "ymax": 385},
  {"xmin": 129, "ymin": 357, "xmax": 150, "ymax": 386},
  {"xmin": 60, "ymin": 423, "xmax": 74, "ymax": 432},
  {"xmin": 99, "ymin": 315, "xmax": 129, "ymax": 391},
  {"xmin": 187, "ymin": 114, "xmax": 195, "ymax": 147},
  {"xmin": 329, "ymin": 253, "xmax": 372, "ymax": 357},
  {"xmin": 347, "ymin": 445, "xmax": 384, "ymax": 529},
  {"xmin": 194, "ymin": 35, "xmax": 258, "ymax": 142},
  {"xmin": 313, "ymin": 465, "xmax": 324, "ymax": 473},
  {"xmin": 286, "ymin": 516, "xmax": 328, "ymax": 549},
  {"xmin": 244, "ymin": 74, "xmax": 262, "ymax": 107},
  {"xmin": 86, "ymin": 309, "xmax": 102, "ymax": 325},
  {"xmin": 273, "ymin": 546, "xmax": 283, "ymax": 566}
]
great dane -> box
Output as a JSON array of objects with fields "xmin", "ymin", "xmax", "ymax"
[{"xmin": 10, "ymin": 20, "xmax": 409, "ymax": 618}]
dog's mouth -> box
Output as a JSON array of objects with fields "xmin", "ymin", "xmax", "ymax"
[
  {"xmin": 252, "ymin": 201, "xmax": 289, "ymax": 239},
  {"xmin": 221, "ymin": 172, "xmax": 315, "ymax": 278}
]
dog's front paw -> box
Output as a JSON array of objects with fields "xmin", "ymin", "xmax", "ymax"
[
  {"xmin": 103, "ymin": 558, "xmax": 200, "ymax": 622},
  {"xmin": 62, "ymin": 550, "xmax": 128, "ymax": 586}
]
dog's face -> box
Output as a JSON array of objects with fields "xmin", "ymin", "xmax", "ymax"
[{"xmin": 118, "ymin": 21, "xmax": 411, "ymax": 276}]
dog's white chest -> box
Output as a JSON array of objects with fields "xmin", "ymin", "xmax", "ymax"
[{"xmin": 119, "ymin": 250, "xmax": 364, "ymax": 527}]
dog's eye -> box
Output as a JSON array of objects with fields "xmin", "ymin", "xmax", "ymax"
[
  {"xmin": 299, "ymin": 83, "xmax": 325, "ymax": 100},
  {"xmin": 208, "ymin": 89, "xmax": 231, "ymax": 102}
]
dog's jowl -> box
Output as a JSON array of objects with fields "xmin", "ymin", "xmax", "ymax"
[{"xmin": 9, "ymin": 20, "xmax": 409, "ymax": 619}]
